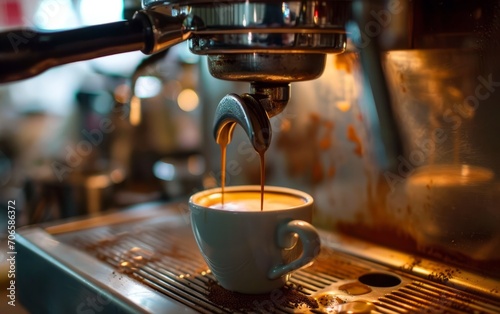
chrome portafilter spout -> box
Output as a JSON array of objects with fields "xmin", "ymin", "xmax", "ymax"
[
  {"xmin": 213, "ymin": 93, "xmax": 271, "ymax": 154},
  {"xmin": 209, "ymin": 54, "xmax": 327, "ymax": 151},
  {"xmin": 213, "ymin": 83, "xmax": 290, "ymax": 154},
  {"xmin": 208, "ymin": 52, "xmax": 329, "ymax": 151}
]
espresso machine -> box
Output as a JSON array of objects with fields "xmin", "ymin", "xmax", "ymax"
[{"xmin": 2, "ymin": 0, "xmax": 500, "ymax": 313}]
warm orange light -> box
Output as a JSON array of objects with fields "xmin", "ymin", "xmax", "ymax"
[
  {"xmin": 177, "ymin": 89, "xmax": 199, "ymax": 112},
  {"xmin": 110, "ymin": 169, "xmax": 125, "ymax": 183},
  {"xmin": 336, "ymin": 101, "xmax": 351, "ymax": 112},
  {"xmin": 130, "ymin": 96, "xmax": 141, "ymax": 126},
  {"xmin": 85, "ymin": 174, "xmax": 111, "ymax": 188}
]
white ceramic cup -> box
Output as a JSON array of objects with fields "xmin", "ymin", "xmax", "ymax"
[{"xmin": 189, "ymin": 185, "xmax": 321, "ymax": 294}]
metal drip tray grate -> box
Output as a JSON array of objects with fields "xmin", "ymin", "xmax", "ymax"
[
  {"xmin": 58, "ymin": 219, "xmax": 372, "ymax": 313},
  {"xmin": 18, "ymin": 203, "xmax": 500, "ymax": 313}
]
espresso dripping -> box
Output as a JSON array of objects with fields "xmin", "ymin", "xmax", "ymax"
[
  {"xmin": 213, "ymin": 93, "xmax": 273, "ymax": 211},
  {"xmin": 220, "ymin": 143, "xmax": 227, "ymax": 206},
  {"xmin": 259, "ymin": 152, "xmax": 265, "ymax": 210},
  {"xmin": 218, "ymin": 140, "xmax": 266, "ymax": 211}
]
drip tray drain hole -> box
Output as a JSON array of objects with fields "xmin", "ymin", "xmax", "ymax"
[{"xmin": 358, "ymin": 272, "xmax": 401, "ymax": 287}]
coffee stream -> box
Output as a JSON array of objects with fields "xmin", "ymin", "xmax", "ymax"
[
  {"xmin": 259, "ymin": 152, "xmax": 265, "ymax": 210},
  {"xmin": 219, "ymin": 140, "xmax": 266, "ymax": 211},
  {"xmin": 220, "ymin": 142, "xmax": 227, "ymax": 206}
]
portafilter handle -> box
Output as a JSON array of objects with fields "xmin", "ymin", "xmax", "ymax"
[{"xmin": 0, "ymin": 11, "xmax": 194, "ymax": 83}]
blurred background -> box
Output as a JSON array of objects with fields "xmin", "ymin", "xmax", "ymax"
[
  {"xmin": 0, "ymin": 1, "xmax": 206, "ymax": 310},
  {"xmin": 0, "ymin": 0, "xmax": 208, "ymax": 220}
]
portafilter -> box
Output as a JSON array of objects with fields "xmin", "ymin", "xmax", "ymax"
[{"xmin": 0, "ymin": 0, "xmax": 403, "ymax": 168}]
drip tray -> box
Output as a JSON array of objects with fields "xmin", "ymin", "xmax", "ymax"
[{"xmin": 17, "ymin": 202, "xmax": 500, "ymax": 313}]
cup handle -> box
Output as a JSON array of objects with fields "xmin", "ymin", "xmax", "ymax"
[{"xmin": 268, "ymin": 220, "xmax": 321, "ymax": 280}]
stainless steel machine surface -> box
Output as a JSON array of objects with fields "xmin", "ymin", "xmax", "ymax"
[{"xmin": 17, "ymin": 203, "xmax": 500, "ymax": 313}]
